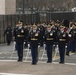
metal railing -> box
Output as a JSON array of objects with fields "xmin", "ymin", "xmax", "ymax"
[{"xmin": 0, "ymin": 12, "xmax": 76, "ymax": 43}]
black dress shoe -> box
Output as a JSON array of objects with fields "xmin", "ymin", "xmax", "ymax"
[
  {"xmin": 17, "ymin": 59, "xmax": 22, "ymax": 62},
  {"xmin": 47, "ymin": 61, "xmax": 52, "ymax": 63},
  {"xmin": 32, "ymin": 63, "xmax": 37, "ymax": 65},
  {"xmin": 59, "ymin": 62, "xmax": 64, "ymax": 64},
  {"xmin": 66, "ymin": 54, "xmax": 70, "ymax": 56}
]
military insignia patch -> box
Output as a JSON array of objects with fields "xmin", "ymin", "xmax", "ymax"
[
  {"xmin": 50, "ymin": 33, "xmax": 53, "ymax": 36},
  {"xmin": 35, "ymin": 33, "xmax": 38, "ymax": 36}
]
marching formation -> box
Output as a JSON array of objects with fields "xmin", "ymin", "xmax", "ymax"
[{"xmin": 4, "ymin": 20, "xmax": 76, "ymax": 65}]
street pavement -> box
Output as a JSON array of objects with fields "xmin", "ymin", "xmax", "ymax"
[{"xmin": 0, "ymin": 43, "xmax": 76, "ymax": 75}]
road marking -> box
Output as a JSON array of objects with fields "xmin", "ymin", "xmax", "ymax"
[
  {"xmin": 52, "ymin": 62, "xmax": 76, "ymax": 66},
  {"xmin": 0, "ymin": 73, "xmax": 32, "ymax": 75},
  {"xmin": 0, "ymin": 60, "xmax": 76, "ymax": 66}
]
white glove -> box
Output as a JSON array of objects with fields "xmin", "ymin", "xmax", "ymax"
[
  {"xmin": 14, "ymin": 41, "xmax": 16, "ymax": 44},
  {"xmin": 65, "ymin": 45, "xmax": 67, "ymax": 48},
  {"xmin": 38, "ymin": 45, "xmax": 40, "ymax": 48},
  {"xmin": 28, "ymin": 44, "xmax": 30, "ymax": 48},
  {"xmin": 24, "ymin": 42, "xmax": 26, "ymax": 44},
  {"xmin": 70, "ymin": 27, "xmax": 72, "ymax": 29},
  {"xmin": 53, "ymin": 44, "xmax": 55, "ymax": 47},
  {"xmin": 56, "ymin": 45, "xmax": 58, "ymax": 47},
  {"xmin": 44, "ymin": 44, "xmax": 46, "ymax": 47},
  {"xmin": 68, "ymin": 34, "xmax": 72, "ymax": 37}
]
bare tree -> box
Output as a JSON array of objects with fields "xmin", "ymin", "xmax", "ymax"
[{"xmin": 16, "ymin": 0, "xmax": 76, "ymax": 12}]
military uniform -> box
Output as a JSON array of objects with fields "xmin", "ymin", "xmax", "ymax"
[
  {"xmin": 57, "ymin": 26, "xmax": 68, "ymax": 63},
  {"xmin": 4, "ymin": 26, "xmax": 12, "ymax": 45},
  {"xmin": 13, "ymin": 22, "xmax": 26, "ymax": 62},
  {"xmin": 39, "ymin": 25, "xmax": 45, "ymax": 46},
  {"xmin": 44, "ymin": 25, "xmax": 55, "ymax": 63},
  {"xmin": 28, "ymin": 25, "xmax": 40, "ymax": 65},
  {"xmin": 70, "ymin": 27, "xmax": 76, "ymax": 53}
]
